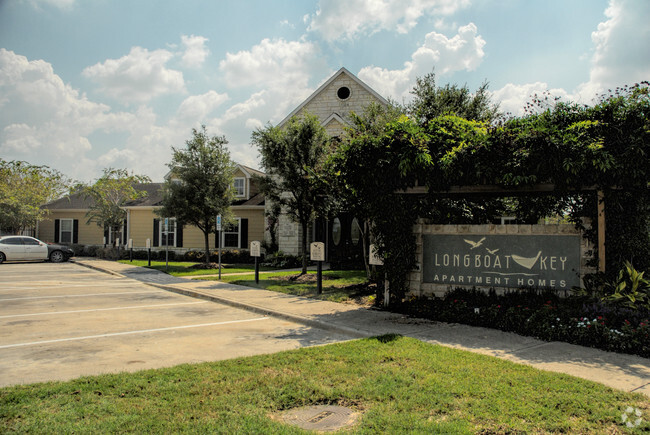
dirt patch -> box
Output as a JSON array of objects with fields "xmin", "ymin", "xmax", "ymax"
[
  {"xmin": 270, "ymin": 274, "xmax": 332, "ymax": 283},
  {"xmin": 189, "ymin": 262, "xmax": 221, "ymax": 270}
]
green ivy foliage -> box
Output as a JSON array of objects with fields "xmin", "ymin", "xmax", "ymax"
[{"xmin": 332, "ymin": 82, "xmax": 650, "ymax": 301}]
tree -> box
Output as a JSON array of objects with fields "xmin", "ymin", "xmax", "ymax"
[
  {"xmin": 76, "ymin": 168, "xmax": 150, "ymax": 243},
  {"xmin": 251, "ymin": 113, "xmax": 332, "ymax": 275},
  {"xmin": 408, "ymin": 72, "xmax": 501, "ymax": 125},
  {"xmin": 0, "ymin": 160, "xmax": 70, "ymax": 234},
  {"xmin": 158, "ymin": 126, "xmax": 235, "ymax": 264}
]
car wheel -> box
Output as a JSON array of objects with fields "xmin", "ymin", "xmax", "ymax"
[
  {"xmin": 50, "ymin": 250, "xmax": 65, "ymax": 263},
  {"xmin": 0, "ymin": 252, "xmax": 5, "ymax": 264}
]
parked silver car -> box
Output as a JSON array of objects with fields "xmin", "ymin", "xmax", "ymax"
[{"xmin": 0, "ymin": 236, "xmax": 74, "ymax": 264}]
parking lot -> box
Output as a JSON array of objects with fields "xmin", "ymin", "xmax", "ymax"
[{"xmin": 0, "ymin": 262, "xmax": 350, "ymax": 386}]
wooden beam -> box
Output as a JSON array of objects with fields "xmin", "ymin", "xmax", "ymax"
[
  {"xmin": 597, "ymin": 190, "xmax": 606, "ymax": 273},
  {"xmin": 400, "ymin": 184, "xmax": 601, "ymax": 195}
]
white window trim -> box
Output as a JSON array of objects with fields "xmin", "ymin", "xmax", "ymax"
[
  {"xmin": 159, "ymin": 218, "xmax": 177, "ymax": 247},
  {"xmin": 59, "ymin": 218, "xmax": 73, "ymax": 244},
  {"xmin": 234, "ymin": 177, "xmax": 246, "ymax": 198},
  {"xmin": 221, "ymin": 217, "xmax": 241, "ymax": 248}
]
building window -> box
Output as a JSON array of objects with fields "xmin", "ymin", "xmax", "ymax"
[
  {"xmin": 234, "ymin": 178, "xmax": 246, "ymax": 197},
  {"xmin": 59, "ymin": 219, "xmax": 73, "ymax": 244},
  {"xmin": 160, "ymin": 218, "xmax": 177, "ymax": 247},
  {"xmin": 350, "ymin": 218, "xmax": 361, "ymax": 245},
  {"xmin": 337, "ymin": 86, "xmax": 351, "ymax": 100},
  {"xmin": 332, "ymin": 217, "xmax": 342, "ymax": 246},
  {"xmin": 222, "ymin": 218, "xmax": 241, "ymax": 248}
]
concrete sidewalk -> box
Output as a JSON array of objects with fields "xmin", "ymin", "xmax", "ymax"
[{"xmin": 74, "ymin": 258, "xmax": 650, "ymax": 398}]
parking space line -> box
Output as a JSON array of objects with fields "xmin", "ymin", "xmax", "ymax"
[
  {"xmin": 0, "ymin": 301, "xmax": 208, "ymax": 319},
  {"xmin": 0, "ymin": 290, "xmax": 167, "ymax": 302},
  {"xmin": 0, "ymin": 283, "xmax": 136, "ymax": 291},
  {"xmin": 0, "ymin": 317, "xmax": 270, "ymax": 349}
]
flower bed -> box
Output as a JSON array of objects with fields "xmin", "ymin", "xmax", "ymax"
[{"xmin": 396, "ymin": 288, "xmax": 650, "ymax": 358}]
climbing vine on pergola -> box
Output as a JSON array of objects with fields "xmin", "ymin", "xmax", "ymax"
[{"xmin": 332, "ymin": 83, "xmax": 650, "ymax": 303}]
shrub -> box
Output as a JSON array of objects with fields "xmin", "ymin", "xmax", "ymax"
[
  {"xmin": 575, "ymin": 262, "xmax": 650, "ymax": 310},
  {"xmin": 396, "ymin": 287, "xmax": 650, "ymax": 358},
  {"xmin": 261, "ymin": 251, "xmax": 303, "ymax": 269},
  {"xmin": 220, "ymin": 249, "xmax": 254, "ymax": 264}
]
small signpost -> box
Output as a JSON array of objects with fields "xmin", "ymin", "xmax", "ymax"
[
  {"xmin": 163, "ymin": 218, "xmax": 170, "ymax": 272},
  {"xmin": 216, "ymin": 214, "xmax": 222, "ymax": 279},
  {"xmin": 368, "ymin": 244, "xmax": 383, "ymax": 266},
  {"xmin": 128, "ymin": 238, "xmax": 133, "ymax": 262},
  {"xmin": 369, "ymin": 244, "xmax": 389, "ymax": 307},
  {"xmin": 310, "ymin": 242, "xmax": 325, "ymax": 294},
  {"xmin": 250, "ymin": 241, "xmax": 261, "ymax": 284},
  {"xmin": 146, "ymin": 238, "xmax": 151, "ymax": 267}
]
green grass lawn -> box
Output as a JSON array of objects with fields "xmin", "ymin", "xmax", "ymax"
[
  {"xmin": 2, "ymin": 336, "xmax": 647, "ymax": 433},
  {"xmin": 117, "ymin": 260, "xmax": 275, "ymax": 276},
  {"xmin": 196, "ymin": 270, "xmax": 372, "ymax": 303}
]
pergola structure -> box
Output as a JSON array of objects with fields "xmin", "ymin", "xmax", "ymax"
[{"xmin": 403, "ymin": 184, "xmax": 606, "ymax": 272}]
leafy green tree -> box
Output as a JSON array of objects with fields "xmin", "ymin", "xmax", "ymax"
[
  {"xmin": 336, "ymin": 79, "xmax": 650, "ymax": 303},
  {"xmin": 251, "ymin": 113, "xmax": 332, "ymax": 274},
  {"xmin": 408, "ymin": 72, "xmax": 501, "ymax": 125},
  {"xmin": 158, "ymin": 126, "xmax": 235, "ymax": 264},
  {"xmin": 328, "ymin": 102, "xmax": 403, "ymax": 279},
  {"xmin": 76, "ymin": 168, "xmax": 150, "ymax": 243},
  {"xmin": 0, "ymin": 160, "xmax": 70, "ymax": 234}
]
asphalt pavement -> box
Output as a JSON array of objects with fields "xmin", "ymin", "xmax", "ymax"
[{"xmin": 75, "ymin": 258, "xmax": 650, "ymax": 397}]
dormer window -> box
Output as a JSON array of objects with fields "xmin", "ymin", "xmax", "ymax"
[{"xmin": 234, "ymin": 177, "xmax": 246, "ymax": 197}]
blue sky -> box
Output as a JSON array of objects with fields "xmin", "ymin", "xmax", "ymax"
[{"xmin": 1, "ymin": 0, "xmax": 648, "ymax": 182}]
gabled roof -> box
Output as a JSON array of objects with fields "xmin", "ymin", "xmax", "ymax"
[
  {"xmin": 167, "ymin": 163, "xmax": 265, "ymax": 181},
  {"xmin": 42, "ymin": 183, "xmax": 165, "ymax": 210},
  {"xmin": 232, "ymin": 192, "xmax": 265, "ymax": 207},
  {"xmin": 322, "ymin": 113, "xmax": 346, "ymax": 128},
  {"xmin": 236, "ymin": 164, "xmax": 265, "ymax": 178},
  {"xmin": 277, "ymin": 67, "xmax": 389, "ymax": 128}
]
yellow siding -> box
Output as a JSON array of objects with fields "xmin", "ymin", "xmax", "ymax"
[
  {"xmin": 182, "ymin": 225, "xmax": 212, "ymax": 249},
  {"xmin": 38, "ymin": 207, "xmax": 265, "ymax": 251},
  {"xmin": 38, "ymin": 211, "xmax": 104, "ymax": 245},
  {"xmin": 128, "ymin": 209, "xmax": 156, "ymax": 248},
  {"xmin": 235, "ymin": 208, "xmax": 265, "ymax": 247}
]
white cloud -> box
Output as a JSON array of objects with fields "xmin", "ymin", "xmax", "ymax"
[
  {"xmin": 493, "ymin": 0, "xmax": 650, "ymax": 116},
  {"xmin": 220, "ymin": 38, "xmax": 325, "ymax": 89},
  {"xmin": 0, "ymin": 49, "xmax": 181, "ymax": 181},
  {"xmin": 358, "ymin": 23, "xmax": 485, "ymax": 100},
  {"xmin": 176, "ymin": 91, "xmax": 229, "ymax": 122},
  {"xmin": 308, "ymin": 0, "xmax": 470, "ymax": 41},
  {"xmin": 181, "ymin": 35, "xmax": 210, "ymax": 68},
  {"xmin": 490, "ymin": 83, "xmax": 572, "ymax": 116},
  {"xmin": 219, "ymin": 38, "xmax": 329, "ymax": 121},
  {"xmin": 29, "ymin": 0, "xmax": 75, "ymax": 10},
  {"xmin": 577, "ymin": 0, "xmax": 650, "ymax": 99},
  {"xmin": 82, "ymin": 46, "xmax": 186, "ymax": 104}
]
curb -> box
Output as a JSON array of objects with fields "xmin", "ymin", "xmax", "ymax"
[
  {"xmin": 149, "ymin": 283, "xmax": 371, "ymax": 339},
  {"xmin": 74, "ymin": 260, "xmax": 370, "ymax": 339},
  {"xmin": 73, "ymin": 259, "xmax": 128, "ymax": 278}
]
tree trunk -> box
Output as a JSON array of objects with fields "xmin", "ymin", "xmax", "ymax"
[
  {"xmin": 301, "ymin": 220, "xmax": 308, "ymax": 275},
  {"xmin": 204, "ymin": 230, "xmax": 211, "ymax": 264}
]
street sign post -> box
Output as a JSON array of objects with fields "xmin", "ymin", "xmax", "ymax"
[
  {"xmin": 216, "ymin": 215, "xmax": 222, "ymax": 279},
  {"xmin": 251, "ymin": 241, "xmax": 261, "ymax": 284},
  {"xmin": 310, "ymin": 242, "xmax": 325, "ymax": 294},
  {"xmin": 369, "ymin": 244, "xmax": 389, "ymax": 307}
]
